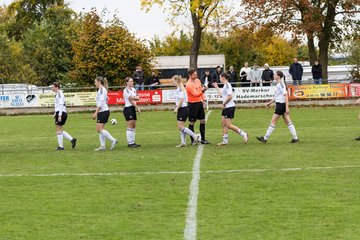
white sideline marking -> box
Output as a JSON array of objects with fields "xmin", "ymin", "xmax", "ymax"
[
  {"xmin": 183, "ymin": 110, "xmax": 213, "ymax": 240},
  {"xmin": 0, "ymin": 165, "xmax": 359, "ymax": 178}
]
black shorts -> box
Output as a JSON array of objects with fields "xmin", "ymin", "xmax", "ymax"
[
  {"xmin": 97, "ymin": 110, "xmax": 110, "ymax": 124},
  {"xmin": 274, "ymin": 102, "xmax": 286, "ymax": 115},
  {"xmin": 222, "ymin": 107, "xmax": 235, "ymax": 119},
  {"xmin": 55, "ymin": 112, "xmax": 67, "ymax": 126},
  {"xmin": 177, "ymin": 107, "xmax": 189, "ymax": 121},
  {"xmin": 188, "ymin": 102, "xmax": 205, "ymax": 122},
  {"xmin": 123, "ymin": 106, "xmax": 137, "ymax": 121}
]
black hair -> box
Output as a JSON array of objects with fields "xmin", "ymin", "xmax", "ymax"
[
  {"xmin": 220, "ymin": 72, "xmax": 229, "ymax": 79},
  {"xmin": 188, "ymin": 68, "xmax": 197, "ymax": 76},
  {"xmin": 53, "ymin": 82, "xmax": 60, "ymax": 89}
]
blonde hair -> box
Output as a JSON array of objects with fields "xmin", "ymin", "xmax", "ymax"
[
  {"xmin": 96, "ymin": 76, "xmax": 108, "ymax": 90},
  {"xmin": 172, "ymin": 75, "xmax": 186, "ymax": 93}
]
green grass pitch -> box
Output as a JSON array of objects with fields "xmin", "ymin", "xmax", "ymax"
[{"xmin": 0, "ymin": 107, "xmax": 359, "ymax": 239}]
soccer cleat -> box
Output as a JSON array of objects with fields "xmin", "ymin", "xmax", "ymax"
[
  {"xmin": 128, "ymin": 143, "xmax": 140, "ymax": 148},
  {"xmin": 256, "ymin": 136, "xmax": 267, "ymax": 143},
  {"xmin": 355, "ymin": 136, "xmax": 360, "ymax": 141},
  {"xmin": 290, "ymin": 139, "xmax": 299, "ymax": 143},
  {"xmin": 94, "ymin": 146, "xmax": 106, "ymax": 151},
  {"xmin": 217, "ymin": 141, "xmax": 228, "ymax": 146},
  {"xmin": 192, "ymin": 135, "xmax": 201, "ymax": 145},
  {"xmin": 110, "ymin": 140, "xmax": 118, "ymax": 150},
  {"xmin": 56, "ymin": 147, "xmax": 64, "ymax": 151},
  {"xmin": 243, "ymin": 133, "xmax": 249, "ymax": 144},
  {"xmin": 176, "ymin": 143, "xmax": 187, "ymax": 148},
  {"xmin": 201, "ymin": 140, "xmax": 210, "ymax": 144},
  {"xmin": 71, "ymin": 138, "xmax": 77, "ymax": 149}
]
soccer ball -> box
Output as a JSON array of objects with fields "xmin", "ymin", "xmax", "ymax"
[{"xmin": 110, "ymin": 118, "xmax": 117, "ymax": 125}]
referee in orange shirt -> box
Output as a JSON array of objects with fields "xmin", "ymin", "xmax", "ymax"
[{"xmin": 186, "ymin": 68, "xmax": 210, "ymax": 144}]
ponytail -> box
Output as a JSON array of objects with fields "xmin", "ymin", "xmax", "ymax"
[
  {"xmin": 103, "ymin": 77, "xmax": 108, "ymax": 91},
  {"xmin": 95, "ymin": 76, "xmax": 108, "ymax": 90}
]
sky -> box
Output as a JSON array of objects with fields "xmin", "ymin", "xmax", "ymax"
[{"xmin": 1, "ymin": 0, "xmax": 173, "ymax": 41}]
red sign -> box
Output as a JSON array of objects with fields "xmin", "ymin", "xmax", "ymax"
[
  {"xmin": 108, "ymin": 90, "xmax": 162, "ymax": 105},
  {"xmin": 350, "ymin": 83, "xmax": 360, "ymax": 97}
]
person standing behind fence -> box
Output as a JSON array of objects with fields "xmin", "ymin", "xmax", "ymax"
[
  {"xmin": 261, "ymin": 63, "xmax": 274, "ymax": 87},
  {"xmin": 201, "ymin": 69, "xmax": 212, "ymax": 88},
  {"xmin": 132, "ymin": 65, "xmax": 144, "ymax": 90},
  {"xmin": 289, "ymin": 57, "xmax": 303, "ymax": 85},
  {"xmin": 93, "ymin": 77, "xmax": 118, "ymax": 151},
  {"xmin": 123, "ymin": 77, "xmax": 141, "ymax": 148},
  {"xmin": 249, "ymin": 63, "xmax": 262, "ymax": 87},
  {"xmin": 172, "ymin": 75, "xmax": 201, "ymax": 147},
  {"xmin": 52, "ymin": 82, "xmax": 77, "ymax": 150},
  {"xmin": 186, "ymin": 68, "xmax": 210, "ymax": 144},
  {"xmin": 227, "ymin": 66, "xmax": 238, "ymax": 86},
  {"xmin": 256, "ymin": 71, "xmax": 299, "ymax": 144},
  {"xmin": 312, "ymin": 60, "xmax": 322, "ymax": 84},
  {"xmin": 240, "ymin": 62, "xmax": 251, "ymax": 87},
  {"xmin": 212, "ymin": 66, "xmax": 222, "ymax": 85},
  {"xmin": 145, "ymin": 71, "xmax": 160, "ymax": 90},
  {"xmin": 212, "ymin": 73, "xmax": 249, "ymax": 146}
]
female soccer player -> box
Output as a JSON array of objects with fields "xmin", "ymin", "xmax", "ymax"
[
  {"xmin": 356, "ymin": 98, "xmax": 360, "ymax": 141},
  {"xmin": 123, "ymin": 77, "xmax": 141, "ymax": 148},
  {"xmin": 212, "ymin": 73, "xmax": 248, "ymax": 145},
  {"xmin": 256, "ymin": 71, "xmax": 299, "ymax": 143},
  {"xmin": 93, "ymin": 77, "xmax": 118, "ymax": 151},
  {"xmin": 172, "ymin": 75, "xmax": 201, "ymax": 147},
  {"xmin": 52, "ymin": 82, "xmax": 76, "ymax": 150}
]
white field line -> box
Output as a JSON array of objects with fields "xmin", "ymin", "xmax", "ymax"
[
  {"xmin": 1, "ymin": 165, "xmax": 360, "ymax": 178},
  {"xmin": 184, "ymin": 110, "xmax": 213, "ymax": 240}
]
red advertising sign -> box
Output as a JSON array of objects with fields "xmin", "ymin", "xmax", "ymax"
[
  {"xmin": 350, "ymin": 83, "xmax": 360, "ymax": 97},
  {"xmin": 108, "ymin": 90, "xmax": 162, "ymax": 105}
]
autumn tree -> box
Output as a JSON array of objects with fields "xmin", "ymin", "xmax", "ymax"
[
  {"xmin": 241, "ymin": 0, "xmax": 360, "ymax": 81},
  {"xmin": 141, "ymin": 0, "xmax": 231, "ymax": 69}
]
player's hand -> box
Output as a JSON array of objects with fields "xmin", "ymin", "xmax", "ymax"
[
  {"xmin": 286, "ymin": 108, "xmax": 290, "ymax": 115},
  {"xmin": 212, "ymin": 82, "xmax": 218, "ymax": 88},
  {"xmin": 174, "ymin": 107, "xmax": 178, "ymax": 113},
  {"xmin": 137, "ymin": 106, "xmax": 141, "ymax": 114},
  {"xmin": 265, "ymin": 102, "xmax": 271, "ymax": 108},
  {"xmin": 203, "ymin": 101, "xmax": 207, "ymax": 108},
  {"xmin": 92, "ymin": 113, "xmax": 97, "ymax": 120},
  {"xmin": 58, "ymin": 116, "xmax": 62, "ymax": 122},
  {"xmin": 222, "ymin": 104, "xmax": 226, "ymax": 109}
]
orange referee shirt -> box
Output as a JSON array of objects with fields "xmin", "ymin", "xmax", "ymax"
[{"xmin": 186, "ymin": 78, "xmax": 205, "ymax": 103}]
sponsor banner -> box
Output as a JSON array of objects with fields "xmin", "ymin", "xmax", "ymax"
[
  {"xmin": 162, "ymin": 87, "xmax": 276, "ymax": 103},
  {"xmin": 288, "ymin": 84, "xmax": 349, "ymax": 99},
  {"xmin": 38, "ymin": 92, "xmax": 97, "ymax": 107},
  {"xmin": 0, "ymin": 94, "xmax": 38, "ymax": 108},
  {"xmin": 108, "ymin": 90, "xmax": 162, "ymax": 105},
  {"xmin": 350, "ymin": 83, "xmax": 360, "ymax": 97}
]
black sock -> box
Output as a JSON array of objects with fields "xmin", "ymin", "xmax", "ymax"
[
  {"xmin": 189, "ymin": 124, "xmax": 195, "ymax": 142},
  {"xmin": 200, "ymin": 123, "xmax": 205, "ymax": 141}
]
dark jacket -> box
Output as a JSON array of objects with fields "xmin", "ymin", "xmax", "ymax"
[
  {"xmin": 227, "ymin": 70, "xmax": 238, "ymax": 82},
  {"xmin": 145, "ymin": 76, "xmax": 160, "ymax": 86},
  {"xmin": 201, "ymin": 74, "xmax": 213, "ymax": 86},
  {"xmin": 289, "ymin": 63, "xmax": 303, "ymax": 80},
  {"xmin": 261, "ymin": 69, "xmax": 274, "ymax": 86},
  {"xmin": 212, "ymin": 71, "xmax": 222, "ymax": 84},
  {"xmin": 132, "ymin": 71, "xmax": 144, "ymax": 85},
  {"xmin": 312, "ymin": 64, "xmax": 322, "ymax": 79}
]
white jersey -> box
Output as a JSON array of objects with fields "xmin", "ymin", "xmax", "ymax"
[
  {"xmin": 175, "ymin": 87, "xmax": 187, "ymax": 108},
  {"xmin": 274, "ymin": 81, "xmax": 287, "ymax": 103},
  {"xmin": 54, "ymin": 91, "xmax": 66, "ymax": 115},
  {"xmin": 96, "ymin": 86, "xmax": 109, "ymax": 112},
  {"xmin": 222, "ymin": 82, "xmax": 235, "ymax": 108},
  {"xmin": 123, "ymin": 87, "xmax": 137, "ymax": 107}
]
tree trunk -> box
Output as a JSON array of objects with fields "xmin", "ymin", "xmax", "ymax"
[
  {"xmin": 307, "ymin": 32, "xmax": 317, "ymax": 66},
  {"xmin": 319, "ymin": 39, "xmax": 329, "ymax": 83},
  {"xmin": 190, "ymin": 12, "xmax": 202, "ymax": 69}
]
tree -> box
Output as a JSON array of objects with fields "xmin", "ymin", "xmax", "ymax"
[
  {"xmin": 347, "ymin": 37, "xmax": 360, "ymax": 81},
  {"xmin": 241, "ymin": 0, "xmax": 360, "ymax": 81},
  {"xmin": 141, "ymin": 0, "xmax": 230, "ymax": 68}
]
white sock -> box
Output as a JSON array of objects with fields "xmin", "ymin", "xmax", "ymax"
[
  {"xmin": 237, "ymin": 129, "xmax": 247, "ymax": 137},
  {"xmin": 180, "ymin": 131, "xmax": 186, "ymax": 144},
  {"xmin": 288, "ymin": 123, "xmax": 298, "ymax": 139},
  {"xmin": 99, "ymin": 133, "xmax": 105, "ymax": 147},
  {"xmin": 57, "ymin": 132, "xmax": 64, "ymax": 148},
  {"xmin": 126, "ymin": 128, "xmax": 133, "ymax": 144},
  {"xmin": 63, "ymin": 131, "xmax": 73, "ymax": 141},
  {"xmin": 223, "ymin": 134, "xmax": 229, "ymax": 143},
  {"xmin": 131, "ymin": 129, "xmax": 136, "ymax": 143},
  {"xmin": 264, "ymin": 124, "xmax": 276, "ymax": 140},
  {"xmin": 101, "ymin": 130, "xmax": 116, "ymax": 142},
  {"xmin": 182, "ymin": 127, "xmax": 197, "ymax": 139}
]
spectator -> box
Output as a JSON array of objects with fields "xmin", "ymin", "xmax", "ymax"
[
  {"xmin": 201, "ymin": 69, "xmax": 213, "ymax": 88},
  {"xmin": 249, "ymin": 63, "xmax": 262, "ymax": 87},
  {"xmin": 145, "ymin": 71, "xmax": 160, "ymax": 89},
  {"xmin": 132, "ymin": 65, "xmax": 144, "ymax": 90},
  {"xmin": 261, "ymin": 63, "xmax": 274, "ymax": 87},
  {"xmin": 227, "ymin": 66, "xmax": 238, "ymax": 85},
  {"xmin": 312, "ymin": 60, "xmax": 322, "ymax": 84},
  {"xmin": 240, "ymin": 62, "xmax": 251, "ymax": 87},
  {"xmin": 212, "ymin": 66, "xmax": 222, "ymax": 85},
  {"xmin": 289, "ymin": 57, "xmax": 303, "ymax": 85}
]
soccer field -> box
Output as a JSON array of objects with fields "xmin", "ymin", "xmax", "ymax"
[{"xmin": 0, "ymin": 107, "xmax": 359, "ymax": 239}]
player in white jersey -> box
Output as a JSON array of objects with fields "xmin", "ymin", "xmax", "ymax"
[
  {"xmin": 356, "ymin": 98, "xmax": 360, "ymax": 140},
  {"xmin": 123, "ymin": 77, "xmax": 141, "ymax": 148},
  {"xmin": 257, "ymin": 71, "xmax": 299, "ymax": 143},
  {"xmin": 93, "ymin": 77, "xmax": 118, "ymax": 151},
  {"xmin": 172, "ymin": 75, "xmax": 201, "ymax": 147},
  {"xmin": 212, "ymin": 73, "xmax": 248, "ymax": 145},
  {"xmin": 52, "ymin": 82, "xmax": 77, "ymax": 150}
]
